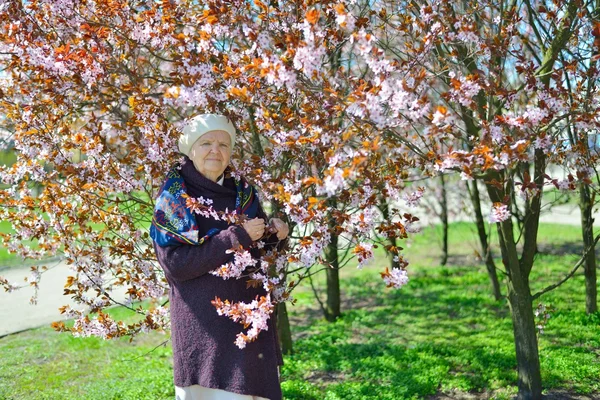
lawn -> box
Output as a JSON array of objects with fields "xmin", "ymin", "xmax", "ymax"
[{"xmin": 0, "ymin": 222, "xmax": 599, "ymax": 399}]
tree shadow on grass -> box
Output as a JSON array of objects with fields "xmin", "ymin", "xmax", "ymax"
[
  {"xmin": 286, "ymin": 336, "xmax": 517, "ymax": 399},
  {"xmin": 286, "ymin": 273, "xmax": 521, "ymax": 398},
  {"xmin": 537, "ymin": 241, "xmax": 600, "ymax": 257},
  {"xmin": 287, "ymin": 268, "xmax": 600, "ymax": 398},
  {"xmin": 290, "ymin": 270, "xmax": 512, "ymax": 340},
  {"xmin": 291, "ymin": 283, "xmax": 506, "ymax": 338},
  {"xmin": 427, "ymin": 389, "xmax": 600, "ymax": 399}
]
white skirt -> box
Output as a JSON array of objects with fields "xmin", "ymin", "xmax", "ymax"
[{"xmin": 175, "ymin": 385, "xmax": 270, "ymax": 400}]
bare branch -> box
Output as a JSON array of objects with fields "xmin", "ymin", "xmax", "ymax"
[{"xmin": 532, "ymin": 234, "xmax": 600, "ymax": 300}]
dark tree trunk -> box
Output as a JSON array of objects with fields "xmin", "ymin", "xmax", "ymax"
[
  {"xmin": 466, "ymin": 179, "xmax": 502, "ymax": 300},
  {"xmin": 276, "ymin": 301, "xmax": 293, "ymax": 355},
  {"xmin": 440, "ymin": 174, "xmax": 449, "ymax": 266},
  {"xmin": 506, "ymin": 277, "xmax": 543, "ymax": 400},
  {"xmin": 459, "ymin": 2, "xmax": 576, "ymax": 397},
  {"xmin": 495, "ymin": 218, "xmax": 543, "ymax": 400},
  {"xmin": 487, "ymin": 160, "xmax": 544, "ymax": 400},
  {"xmin": 324, "ymin": 233, "xmax": 341, "ymax": 321},
  {"xmin": 324, "ymin": 200, "xmax": 341, "ymax": 322},
  {"xmin": 379, "ymin": 197, "xmax": 401, "ymax": 269},
  {"xmin": 580, "ymin": 0, "xmax": 600, "ymax": 313},
  {"xmin": 579, "ymin": 183, "xmax": 598, "ymax": 314}
]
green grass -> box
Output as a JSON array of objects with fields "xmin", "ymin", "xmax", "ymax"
[
  {"xmin": 0, "ymin": 329, "xmax": 173, "ymax": 400},
  {"xmin": 0, "ymin": 302, "xmax": 173, "ymax": 400},
  {"xmin": 0, "ymin": 222, "xmax": 599, "ymax": 399},
  {"xmin": 282, "ymin": 258, "xmax": 599, "ymax": 399}
]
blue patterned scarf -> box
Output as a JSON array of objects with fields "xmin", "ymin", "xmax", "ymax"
[{"xmin": 150, "ymin": 166, "xmax": 258, "ymax": 247}]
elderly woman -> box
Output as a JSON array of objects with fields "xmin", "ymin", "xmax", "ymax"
[{"xmin": 151, "ymin": 114, "xmax": 289, "ymax": 400}]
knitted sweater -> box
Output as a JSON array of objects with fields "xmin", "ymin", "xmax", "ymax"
[{"xmin": 153, "ymin": 157, "xmax": 283, "ymax": 400}]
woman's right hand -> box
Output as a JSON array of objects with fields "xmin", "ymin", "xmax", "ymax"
[{"xmin": 242, "ymin": 218, "xmax": 266, "ymax": 241}]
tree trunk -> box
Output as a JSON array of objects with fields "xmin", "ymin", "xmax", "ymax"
[
  {"xmin": 506, "ymin": 277, "xmax": 543, "ymax": 400},
  {"xmin": 467, "ymin": 179, "xmax": 502, "ymax": 300},
  {"xmin": 379, "ymin": 197, "xmax": 401, "ymax": 269},
  {"xmin": 324, "ymin": 201, "xmax": 341, "ymax": 321},
  {"xmin": 276, "ymin": 301, "xmax": 294, "ymax": 355},
  {"xmin": 487, "ymin": 171, "xmax": 543, "ymax": 400},
  {"xmin": 440, "ymin": 174, "xmax": 449, "ymax": 266},
  {"xmin": 495, "ymin": 220, "xmax": 543, "ymax": 400},
  {"xmin": 579, "ymin": 183, "xmax": 598, "ymax": 314},
  {"xmin": 324, "ymin": 234, "xmax": 341, "ymax": 321}
]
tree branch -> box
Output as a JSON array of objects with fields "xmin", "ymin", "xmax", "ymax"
[
  {"xmin": 307, "ymin": 271, "xmax": 327, "ymax": 318},
  {"xmin": 532, "ymin": 234, "xmax": 600, "ymax": 300}
]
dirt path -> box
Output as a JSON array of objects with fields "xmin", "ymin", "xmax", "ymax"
[
  {"xmin": 0, "ymin": 259, "xmax": 77, "ymax": 336},
  {"xmin": 0, "ymin": 259, "xmax": 129, "ymax": 337}
]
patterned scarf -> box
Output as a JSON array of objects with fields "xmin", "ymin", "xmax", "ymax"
[{"xmin": 150, "ymin": 165, "xmax": 258, "ymax": 247}]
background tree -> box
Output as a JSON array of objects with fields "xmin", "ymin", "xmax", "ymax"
[
  {"xmin": 335, "ymin": 1, "xmax": 600, "ymax": 398},
  {"xmin": 561, "ymin": 0, "xmax": 600, "ymax": 314},
  {"xmin": 465, "ymin": 179, "xmax": 503, "ymax": 300}
]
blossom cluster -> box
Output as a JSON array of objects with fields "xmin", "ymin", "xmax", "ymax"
[
  {"xmin": 210, "ymin": 248, "xmax": 257, "ymax": 280},
  {"xmin": 186, "ymin": 196, "xmax": 242, "ymax": 224},
  {"xmin": 381, "ymin": 267, "xmax": 409, "ymax": 289},
  {"xmin": 212, "ymin": 295, "xmax": 274, "ymax": 349},
  {"xmin": 489, "ymin": 203, "xmax": 511, "ymax": 224},
  {"xmin": 534, "ymin": 303, "xmax": 554, "ymax": 335}
]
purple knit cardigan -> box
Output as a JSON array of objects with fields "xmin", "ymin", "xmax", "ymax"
[{"xmin": 153, "ymin": 157, "xmax": 283, "ymax": 400}]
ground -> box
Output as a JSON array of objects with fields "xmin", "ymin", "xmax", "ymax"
[{"xmin": 0, "ymin": 222, "xmax": 599, "ymax": 399}]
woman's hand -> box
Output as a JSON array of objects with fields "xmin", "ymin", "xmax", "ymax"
[
  {"xmin": 270, "ymin": 218, "xmax": 289, "ymax": 241},
  {"xmin": 242, "ymin": 218, "xmax": 266, "ymax": 241}
]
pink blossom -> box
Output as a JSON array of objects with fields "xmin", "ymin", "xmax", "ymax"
[
  {"xmin": 556, "ymin": 179, "xmax": 573, "ymax": 190},
  {"xmin": 318, "ymin": 168, "xmax": 346, "ymax": 197},
  {"xmin": 348, "ymin": 207, "xmax": 379, "ymax": 235},
  {"xmin": 352, "ymin": 29, "xmax": 374, "ymax": 55},
  {"xmin": 0, "ymin": 276, "xmax": 20, "ymax": 293},
  {"xmin": 448, "ymin": 72, "xmax": 482, "ymax": 107},
  {"xmin": 299, "ymin": 227, "xmax": 331, "ymax": 267},
  {"xmin": 293, "ymin": 44, "xmax": 326, "ymax": 78},
  {"xmin": 210, "ymin": 249, "xmax": 256, "ymax": 279},
  {"xmin": 523, "ymin": 106, "xmax": 548, "ymax": 125},
  {"xmin": 534, "ymin": 135, "xmax": 552, "ymax": 151},
  {"xmin": 489, "ymin": 125, "xmax": 505, "ymax": 144},
  {"xmin": 354, "ymin": 242, "xmax": 374, "ymax": 268},
  {"xmin": 381, "ymin": 268, "xmax": 409, "ymax": 289},
  {"xmin": 403, "ymin": 187, "xmax": 425, "ymax": 207},
  {"xmin": 489, "ymin": 203, "xmax": 511, "ymax": 223},
  {"xmin": 213, "ymin": 295, "xmax": 274, "ymax": 349},
  {"xmin": 405, "ymin": 222, "xmax": 422, "ymax": 234},
  {"xmin": 335, "ymin": 13, "xmax": 355, "ymax": 31},
  {"xmin": 419, "ymin": 5, "xmax": 436, "ymax": 24}
]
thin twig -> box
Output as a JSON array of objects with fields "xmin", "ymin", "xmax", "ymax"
[
  {"xmin": 119, "ymin": 339, "xmax": 169, "ymax": 362},
  {"xmin": 307, "ymin": 272, "xmax": 327, "ymax": 317},
  {"xmin": 532, "ymin": 234, "xmax": 600, "ymax": 300}
]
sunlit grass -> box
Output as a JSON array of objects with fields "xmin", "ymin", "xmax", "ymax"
[{"xmin": 0, "ymin": 222, "xmax": 598, "ymax": 399}]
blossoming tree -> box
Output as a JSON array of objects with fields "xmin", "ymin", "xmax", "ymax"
[
  {"xmin": 342, "ymin": 1, "xmax": 598, "ymax": 398},
  {"xmin": 1, "ymin": 1, "xmax": 599, "ymax": 399},
  {"xmin": 0, "ymin": 0, "xmax": 412, "ymax": 350}
]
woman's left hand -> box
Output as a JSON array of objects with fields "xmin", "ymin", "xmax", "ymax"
[{"xmin": 269, "ymin": 218, "xmax": 289, "ymax": 241}]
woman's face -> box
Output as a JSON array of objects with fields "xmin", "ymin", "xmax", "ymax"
[{"xmin": 189, "ymin": 130, "xmax": 232, "ymax": 180}]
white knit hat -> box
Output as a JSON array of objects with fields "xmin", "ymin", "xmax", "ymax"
[{"xmin": 178, "ymin": 114, "xmax": 236, "ymax": 157}]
